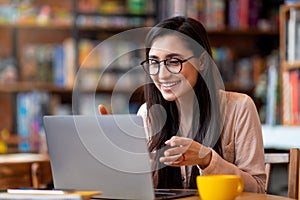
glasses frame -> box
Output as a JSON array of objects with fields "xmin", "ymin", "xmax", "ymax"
[{"xmin": 140, "ymin": 55, "xmax": 194, "ymax": 75}]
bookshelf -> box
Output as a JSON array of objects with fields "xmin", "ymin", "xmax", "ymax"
[
  {"xmin": 279, "ymin": 2, "xmax": 300, "ymax": 125},
  {"xmin": 0, "ymin": 0, "xmax": 292, "ymax": 153},
  {"xmin": 0, "ymin": 0, "xmax": 158, "ymax": 153},
  {"xmin": 176, "ymin": 0, "xmax": 283, "ymax": 124}
]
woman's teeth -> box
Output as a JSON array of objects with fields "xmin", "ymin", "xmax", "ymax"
[{"xmin": 161, "ymin": 81, "xmax": 179, "ymax": 87}]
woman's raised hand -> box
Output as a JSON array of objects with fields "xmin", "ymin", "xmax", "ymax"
[
  {"xmin": 98, "ymin": 104, "xmax": 110, "ymax": 115},
  {"xmin": 159, "ymin": 136, "xmax": 212, "ymax": 168}
]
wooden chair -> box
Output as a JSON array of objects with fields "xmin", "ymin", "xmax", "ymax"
[
  {"xmin": 0, "ymin": 153, "xmax": 53, "ymax": 189},
  {"xmin": 264, "ymin": 148, "xmax": 299, "ymax": 199},
  {"xmin": 0, "ymin": 162, "xmax": 33, "ymax": 189},
  {"xmin": 31, "ymin": 161, "xmax": 53, "ymax": 188}
]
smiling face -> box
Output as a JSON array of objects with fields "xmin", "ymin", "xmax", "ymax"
[{"xmin": 148, "ymin": 35, "xmax": 199, "ymax": 102}]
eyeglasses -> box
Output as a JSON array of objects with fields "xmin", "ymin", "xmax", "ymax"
[{"xmin": 140, "ymin": 56, "xmax": 194, "ymax": 75}]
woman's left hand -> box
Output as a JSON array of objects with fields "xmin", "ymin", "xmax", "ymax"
[{"xmin": 159, "ymin": 136, "xmax": 212, "ymax": 168}]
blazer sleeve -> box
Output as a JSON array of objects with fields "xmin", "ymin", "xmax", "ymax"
[{"xmin": 201, "ymin": 93, "xmax": 266, "ymax": 193}]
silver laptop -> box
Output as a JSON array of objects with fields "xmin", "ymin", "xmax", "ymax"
[{"xmin": 43, "ymin": 115, "xmax": 196, "ymax": 200}]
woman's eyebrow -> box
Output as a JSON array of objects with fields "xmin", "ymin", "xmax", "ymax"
[
  {"xmin": 148, "ymin": 53, "xmax": 182, "ymax": 59},
  {"xmin": 166, "ymin": 53, "xmax": 182, "ymax": 58},
  {"xmin": 149, "ymin": 55, "xmax": 159, "ymax": 59}
]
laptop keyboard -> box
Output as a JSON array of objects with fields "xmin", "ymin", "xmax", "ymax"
[{"xmin": 154, "ymin": 189, "xmax": 197, "ymax": 199}]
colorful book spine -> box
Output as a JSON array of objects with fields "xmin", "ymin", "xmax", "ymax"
[
  {"xmin": 239, "ymin": 0, "xmax": 249, "ymax": 30},
  {"xmin": 266, "ymin": 64, "xmax": 278, "ymax": 125},
  {"xmin": 290, "ymin": 69, "xmax": 299, "ymax": 125},
  {"xmin": 282, "ymin": 71, "xmax": 292, "ymax": 125},
  {"xmin": 17, "ymin": 93, "xmax": 30, "ymax": 152},
  {"xmin": 17, "ymin": 92, "xmax": 50, "ymax": 152},
  {"xmin": 228, "ymin": 0, "xmax": 239, "ymax": 29},
  {"xmin": 282, "ymin": 69, "xmax": 300, "ymax": 125},
  {"xmin": 53, "ymin": 44, "xmax": 65, "ymax": 87}
]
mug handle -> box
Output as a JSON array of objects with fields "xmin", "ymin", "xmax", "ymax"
[{"xmin": 236, "ymin": 177, "xmax": 244, "ymax": 195}]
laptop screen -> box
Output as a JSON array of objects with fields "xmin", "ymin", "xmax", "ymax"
[
  {"xmin": 44, "ymin": 115, "xmax": 155, "ymax": 199},
  {"xmin": 44, "ymin": 115, "xmax": 197, "ymax": 200}
]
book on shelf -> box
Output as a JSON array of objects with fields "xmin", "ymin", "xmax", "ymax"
[
  {"xmin": 266, "ymin": 64, "xmax": 279, "ymax": 125},
  {"xmin": 63, "ymin": 38, "xmax": 75, "ymax": 89},
  {"xmin": 282, "ymin": 69, "xmax": 300, "ymax": 125},
  {"xmin": 19, "ymin": 41, "xmax": 76, "ymax": 87},
  {"xmin": 264, "ymin": 51, "xmax": 281, "ymax": 125},
  {"xmin": 290, "ymin": 69, "xmax": 299, "ymax": 125},
  {"xmin": 228, "ymin": 0, "xmax": 239, "ymax": 29},
  {"xmin": 52, "ymin": 38, "xmax": 76, "ymax": 88},
  {"xmin": 16, "ymin": 93, "xmax": 31, "ymax": 152},
  {"xmin": 185, "ymin": 0, "xmax": 225, "ymax": 30},
  {"xmin": 297, "ymin": 23, "xmax": 300, "ymax": 60},
  {"xmin": 53, "ymin": 44, "xmax": 65, "ymax": 87},
  {"xmin": 16, "ymin": 92, "xmax": 50, "ymax": 152},
  {"xmin": 205, "ymin": 0, "xmax": 225, "ymax": 30},
  {"xmin": 20, "ymin": 44, "xmax": 53, "ymax": 82},
  {"xmin": 227, "ymin": 0, "xmax": 261, "ymax": 30},
  {"xmin": 287, "ymin": 8, "xmax": 300, "ymax": 63},
  {"xmin": 282, "ymin": 70, "xmax": 292, "ymax": 125},
  {"xmin": 238, "ymin": 0, "xmax": 249, "ymax": 30},
  {"xmin": 248, "ymin": 0, "xmax": 260, "ymax": 27}
]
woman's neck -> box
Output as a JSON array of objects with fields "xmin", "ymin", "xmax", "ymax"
[{"xmin": 176, "ymin": 90, "xmax": 196, "ymax": 137}]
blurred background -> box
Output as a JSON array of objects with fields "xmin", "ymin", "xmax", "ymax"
[{"xmin": 0, "ymin": 0, "xmax": 299, "ymax": 196}]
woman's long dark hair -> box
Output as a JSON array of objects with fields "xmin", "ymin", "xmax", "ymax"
[{"xmin": 144, "ymin": 16, "xmax": 223, "ymax": 189}]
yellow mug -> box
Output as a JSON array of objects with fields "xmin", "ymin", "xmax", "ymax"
[{"xmin": 196, "ymin": 175, "xmax": 244, "ymax": 200}]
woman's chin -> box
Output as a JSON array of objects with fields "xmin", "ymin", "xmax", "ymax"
[{"xmin": 161, "ymin": 93, "xmax": 178, "ymax": 101}]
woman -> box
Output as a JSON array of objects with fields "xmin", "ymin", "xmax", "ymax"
[{"xmin": 99, "ymin": 16, "xmax": 265, "ymax": 193}]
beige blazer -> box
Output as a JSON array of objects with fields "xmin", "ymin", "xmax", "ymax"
[{"xmin": 137, "ymin": 91, "xmax": 266, "ymax": 193}]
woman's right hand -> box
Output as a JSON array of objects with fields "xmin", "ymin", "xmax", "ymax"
[
  {"xmin": 98, "ymin": 104, "xmax": 110, "ymax": 115},
  {"xmin": 159, "ymin": 136, "xmax": 212, "ymax": 168}
]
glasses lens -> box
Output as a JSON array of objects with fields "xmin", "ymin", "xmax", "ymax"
[
  {"xmin": 166, "ymin": 58, "xmax": 182, "ymax": 73},
  {"xmin": 142, "ymin": 60, "xmax": 159, "ymax": 75}
]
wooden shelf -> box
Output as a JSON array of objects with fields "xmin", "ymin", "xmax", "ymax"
[
  {"xmin": 0, "ymin": 82, "xmax": 73, "ymax": 93},
  {"xmin": 207, "ymin": 29, "xmax": 279, "ymax": 36},
  {"xmin": 281, "ymin": 61, "xmax": 300, "ymax": 70},
  {"xmin": 0, "ymin": 82, "xmax": 139, "ymax": 94},
  {"xmin": 280, "ymin": 1, "xmax": 300, "ymax": 12},
  {"xmin": 279, "ymin": 3, "xmax": 300, "ymax": 126},
  {"xmin": 76, "ymin": 12, "xmax": 155, "ymax": 18},
  {"xmin": 0, "ymin": 23, "xmax": 148, "ymax": 33},
  {"xmin": 0, "ymin": 23, "xmax": 72, "ymax": 30},
  {"xmin": 0, "ymin": 22, "xmax": 279, "ymax": 35},
  {"xmin": 77, "ymin": 26, "xmax": 140, "ymax": 32}
]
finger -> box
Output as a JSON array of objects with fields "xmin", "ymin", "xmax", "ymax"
[
  {"xmin": 166, "ymin": 136, "xmax": 192, "ymax": 147},
  {"xmin": 162, "ymin": 154, "xmax": 185, "ymax": 166},
  {"xmin": 98, "ymin": 104, "xmax": 109, "ymax": 115},
  {"xmin": 159, "ymin": 153, "xmax": 182, "ymax": 163},
  {"xmin": 165, "ymin": 136, "xmax": 180, "ymax": 145},
  {"xmin": 164, "ymin": 146, "xmax": 185, "ymax": 156},
  {"xmin": 171, "ymin": 154, "xmax": 185, "ymax": 165},
  {"xmin": 163, "ymin": 162, "xmax": 173, "ymax": 166}
]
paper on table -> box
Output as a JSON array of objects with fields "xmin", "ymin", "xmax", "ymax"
[
  {"xmin": 0, "ymin": 193, "xmax": 82, "ymax": 200},
  {"xmin": 0, "ymin": 191, "xmax": 102, "ymax": 200},
  {"xmin": 7, "ymin": 189, "xmax": 66, "ymax": 195}
]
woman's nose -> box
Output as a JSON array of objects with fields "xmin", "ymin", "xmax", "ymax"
[{"xmin": 158, "ymin": 64, "xmax": 171, "ymax": 78}]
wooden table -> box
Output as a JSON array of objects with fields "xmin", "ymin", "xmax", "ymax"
[
  {"xmin": 176, "ymin": 192, "xmax": 296, "ymax": 200},
  {"xmin": 0, "ymin": 153, "xmax": 49, "ymax": 163},
  {"xmin": 0, "ymin": 153, "xmax": 52, "ymax": 189}
]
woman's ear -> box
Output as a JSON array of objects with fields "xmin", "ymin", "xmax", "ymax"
[{"xmin": 198, "ymin": 52, "xmax": 208, "ymax": 71}]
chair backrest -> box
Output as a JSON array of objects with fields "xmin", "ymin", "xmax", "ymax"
[
  {"xmin": 0, "ymin": 162, "xmax": 33, "ymax": 189},
  {"xmin": 0, "ymin": 158, "xmax": 52, "ymax": 189},
  {"xmin": 264, "ymin": 148, "xmax": 299, "ymax": 199},
  {"xmin": 31, "ymin": 161, "xmax": 53, "ymax": 188}
]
